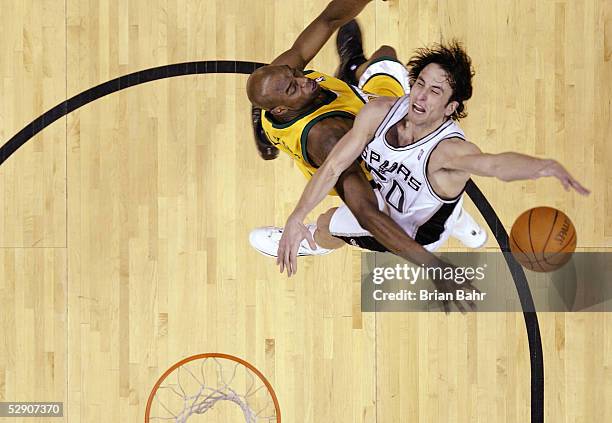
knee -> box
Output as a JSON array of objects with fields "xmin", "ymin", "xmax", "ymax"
[
  {"xmin": 372, "ymin": 45, "xmax": 397, "ymax": 60},
  {"xmin": 317, "ymin": 208, "xmax": 337, "ymax": 233},
  {"xmin": 379, "ymin": 45, "xmax": 396, "ymax": 53}
]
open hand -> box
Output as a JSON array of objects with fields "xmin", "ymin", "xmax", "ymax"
[
  {"xmin": 431, "ymin": 268, "xmax": 482, "ymax": 314},
  {"xmin": 538, "ymin": 160, "xmax": 590, "ymax": 195},
  {"xmin": 277, "ymin": 217, "xmax": 316, "ymax": 277}
]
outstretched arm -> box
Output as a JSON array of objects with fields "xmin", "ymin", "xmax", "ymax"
[
  {"xmin": 271, "ymin": 0, "xmax": 373, "ymax": 70},
  {"xmin": 433, "ymin": 139, "xmax": 590, "ymax": 195}
]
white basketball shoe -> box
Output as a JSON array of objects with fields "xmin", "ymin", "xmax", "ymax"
[
  {"xmin": 450, "ymin": 208, "xmax": 488, "ymax": 248},
  {"xmin": 249, "ymin": 224, "xmax": 333, "ymax": 258}
]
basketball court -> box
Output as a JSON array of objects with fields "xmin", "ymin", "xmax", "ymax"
[{"xmin": 0, "ymin": 0, "xmax": 610, "ymax": 421}]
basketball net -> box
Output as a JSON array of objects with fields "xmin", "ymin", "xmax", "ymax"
[{"xmin": 145, "ymin": 354, "xmax": 280, "ymax": 422}]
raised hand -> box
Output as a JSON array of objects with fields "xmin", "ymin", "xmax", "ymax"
[
  {"xmin": 276, "ymin": 217, "xmax": 316, "ymax": 277},
  {"xmin": 537, "ymin": 160, "xmax": 590, "ymax": 195},
  {"xmin": 430, "ymin": 267, "xmax": 482, "ymax": 314}
]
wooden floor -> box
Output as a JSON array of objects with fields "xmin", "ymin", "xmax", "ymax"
[{"xmin": 0, "ymin": 0, "xmax": 610, "ymax": 421}]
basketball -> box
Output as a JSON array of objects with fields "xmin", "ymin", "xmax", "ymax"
[{"xmin": 509, "ymin": 207, "xmax": 577, "ymax": 272}]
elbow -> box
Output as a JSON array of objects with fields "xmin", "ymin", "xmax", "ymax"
[
  {"xmin": 326, "ymin": 17, "xmax": 343, "ymax": 32},
  {"xmin": 322, "ymin": 0, "xmax": 372, "ymax": 30},
  {"xmin": 319, "ymin": 7, "xmax": 344, "ymax": 31}
]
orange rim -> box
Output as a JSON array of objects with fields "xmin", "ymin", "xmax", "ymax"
[{"xmin": 144, "ymin": 353, "xmax": 281, "ymax": 422}]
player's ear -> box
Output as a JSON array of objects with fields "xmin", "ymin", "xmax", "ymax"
[{"xmin": 445, "ymin": 100, "xmax": 459, "ymax": 118}]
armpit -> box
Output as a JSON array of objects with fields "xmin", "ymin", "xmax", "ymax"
[{"xmin": 304, "ymin": 115, "xmax": 354, "ymax": 167}]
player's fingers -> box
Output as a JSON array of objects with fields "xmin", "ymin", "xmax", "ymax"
[
  {"xmin": 283, "ymin": 246, "xmax": 292, "ymax": 276},
  {"xmin": 278, "ymin": 234, "xmax": 292, "ymax": 266},
  {"xmin": 277, "ymin": 241, "xmax": 284, "ymax": 271},
  {"xmin": 291, "ymin": 252, "xmax": 298, "ymax": 276},
  {"xmin": 306, "ymin": 230, "xmax": 317, "ymax": 250},
  {"xmin": 468, "ymin": 284, "xmax": 482, "ymax": 295},
  {"xmin": 276, "ymin": 242, "xmax": 284, "ymax": 266},
  {"xmin": 467, "ymin": 300, "xmax": 477, "ymax": 311},
  {"xmin": 570, "ymin": 178, "xmax": 590, "ymax": 195},
  {"xmin": 281, "ymin": 254, "xmax": 287, "ymax": 275},
  {"xmin": 454, "ymin": 300, "xmax": 467, "ymax": 315},
  {"xmin": 576, "ymin": 183, "xmax": 590, "ymax": 195},
  {"xmin": 443, "ymin": 300, "xmax": 450, "ymax": 315},
  {"xmin": 558, "ymin": 168, "xmax": 585, "ymax": 193},
  {"xmin": 285, "ymin": 248, "xmax": 292, "ymax": 277},
  {"xmin": 289, "ymin": 245, "xmax": 299, "ymax": 277},
  {"xmin": 557, "ymin": 175, "xmax": 570, "ymax": 190}
]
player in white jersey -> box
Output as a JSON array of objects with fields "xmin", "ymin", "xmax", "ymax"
[
  {"xmin": 329, "ymin": 94, "xmax": 469, "ymax": 252},
  {"xmin": 269, "ymin": 41, "xmax": 589, "ymax": 276}
]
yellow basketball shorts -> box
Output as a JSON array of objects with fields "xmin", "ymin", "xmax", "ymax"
[{"xmin": 357, "ymin": 56, "xmax": 411, "ymax": 97}]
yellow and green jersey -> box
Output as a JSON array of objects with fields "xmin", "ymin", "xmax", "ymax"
[{"xmin": 261, "ymin": 70, "xmax": 374, "ymax": 195}]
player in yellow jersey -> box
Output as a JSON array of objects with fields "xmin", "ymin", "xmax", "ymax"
[
  {"xmin": 255, "ymin": 66, "xmax": 400, "ymax": 188},
  {"xmin": 246, "ymin": 0, "xmax": 486, "ymax": 288}
]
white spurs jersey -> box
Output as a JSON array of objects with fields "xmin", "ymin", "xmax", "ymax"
[{"xmin": 360, "ymin": 95, "xmax": 466, "ymax": 245}]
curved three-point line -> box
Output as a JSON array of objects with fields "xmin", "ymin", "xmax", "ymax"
[{"xmin": 0, "ymin": 60, "xmax": 544, "ymax": 423}]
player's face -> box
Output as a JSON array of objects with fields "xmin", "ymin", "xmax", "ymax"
[
  {"xmin": 266, "ymin": 66, "xmax": 321, "ymax": 114},
  {"xmin": 408, "ymin": 63, "xmax": 458, "ymax": 125}
]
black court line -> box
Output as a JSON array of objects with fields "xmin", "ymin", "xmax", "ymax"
[
  {"xmin": 466, "ymin": 180, "xmax": 544, "ymax": 423},
  {"xmin": 0, "ymin": 61, "xmax": 544, "ymax": 423},
  {"xmin": 0, "ymin": 61, "xmax": 265, "ymax": 165}
]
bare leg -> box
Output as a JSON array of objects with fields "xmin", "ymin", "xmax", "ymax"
[
  {"xmin": 314, "ymin": 208, "xmax": 345, "ymax": 249},
  {"xmin": 355, "ymin": 45, "xmax": 398, "ymax": 81}
]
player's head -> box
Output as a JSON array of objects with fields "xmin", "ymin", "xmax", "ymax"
[
  {"xmin": 406, "ymin": 41, "xmax": 474, "ymax": 123},
  {"xmin": 246, "ymin": 65, "xmax": 321, "ymax": 117}
]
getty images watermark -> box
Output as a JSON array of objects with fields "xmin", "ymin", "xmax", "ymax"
[
  {"xmin": 371, "ymin": 262, "xmax": 487, "ymax": 303},
  {"xmin": 361, "ymin": 252, "xmax": 612, "ymax": 312}
]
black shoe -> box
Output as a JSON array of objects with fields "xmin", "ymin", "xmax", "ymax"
[{"xmin": 335, "ymin": 20, "xmax": 367, "ymax": 86}]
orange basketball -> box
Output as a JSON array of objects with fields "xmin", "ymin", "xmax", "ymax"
[{"xmin": 509, "ymin": 207, "xmax": 576, "ymax": 272}]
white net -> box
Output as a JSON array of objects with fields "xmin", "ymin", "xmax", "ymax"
[{"xmin": 148, "ymin": 356, "xmax": 278, "ymax": 422}]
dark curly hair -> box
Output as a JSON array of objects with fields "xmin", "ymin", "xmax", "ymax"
[{"xmin": 406, "ymin": 41, "xmax": 474, "ymax": 120}]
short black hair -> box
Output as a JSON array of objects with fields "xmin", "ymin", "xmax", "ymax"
[{"xmin": 407, "ymin": 41, "xmax": 474, "ymax": 120}]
